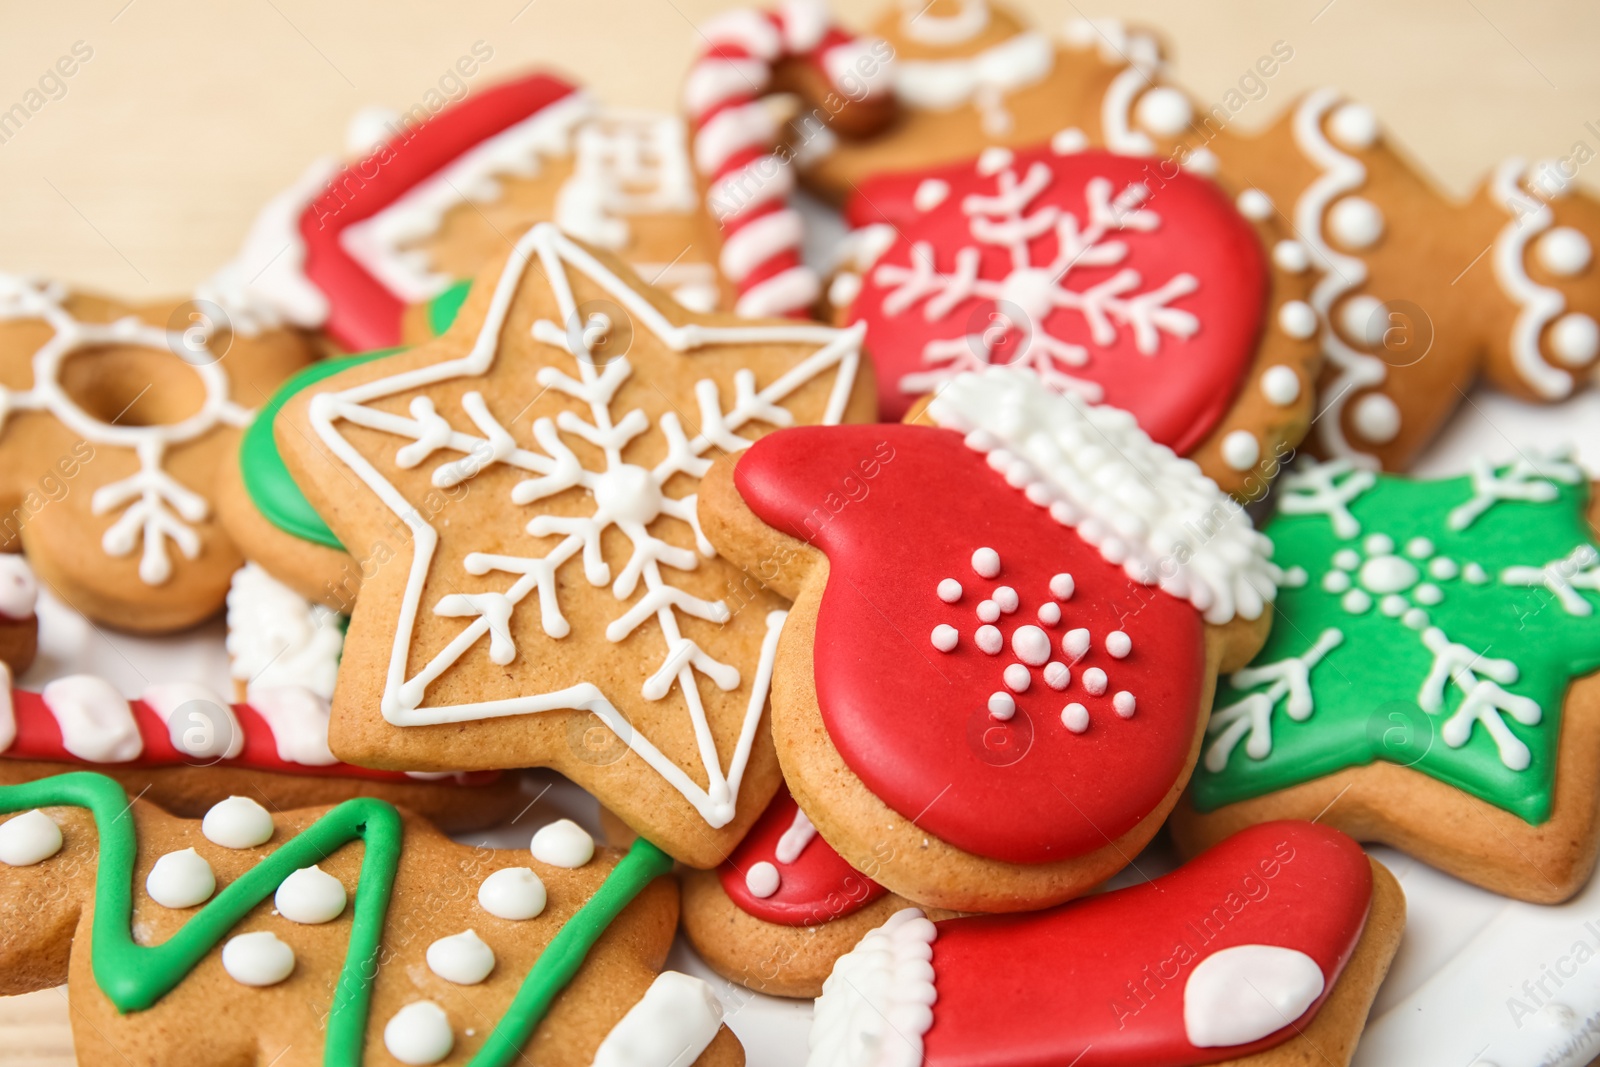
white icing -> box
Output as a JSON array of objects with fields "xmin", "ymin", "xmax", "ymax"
[
  {"xmin": 221, "ymin": 931, "xmax": 295, "ymax": 987},
  {"xmin": 1222, "ymin": 429, "xmax": 1261, "ymax": 471},
  {"xmin": 202, "ymin": 796, "xmax": 274, "ymax": 849},
  {"xmin": 1338, "ymin": 294, "xmax": 1384, "ymax": 347},
  {"xmin": 1273, "ymin": 240, "xmax": 1311, "ymax": 273},
  {"xmin": 1091, "ymin": 21, "xmax": 1168, "ymax": 156},
  {"xmin": 925, "ymin": 367, "xmax": 1279, "ymax": 624},
  {"xmin": 936, "ymin": 578, "xmax": 962, "ymax": 602},
  {"xmin": 1279, "ymin": 299, "xmax": 1319, "ymax": 340},
  {"xmin": 775, "ymin": 805, "xmax": 816, "ymax": 863},
  {"xmin": 592, "ymin": 971, "xmax": 725, "ymax": 1067},
  {"xmin": 307, "ymin": 223, "xmax": 855, "ymax": 828},
  {"xmin": 807, "ymin": 908, "xmax": 937, "ymax": 1067},
  {"xmin": 246, "ymin": 686, "xmax": 339, "ymax": 766},
  {"xmin": 1112, "ymin": 690, "xmax": 1136, "ymax": 717},
  {"xmin": 478, "ymin": 867, "xmax": 546, "ymax": 920},
  {"xmin": 344, "ymin": 105, "xmax": 401, "ymax": 155},
  {"xmin": 1061, "ymin": 702, "xmax": 1089, "ymax": 732},
  {"xmin": 893, "ymin": 31, "xmax": 1054, "ymax": 136},
  {"xmin": 1136, "ymin": 86, "xmax": 1193, "ymax": 137},
  {"xmin": 1050, "ymin": 573, "xmax": 1075, "ymax": 599},
  {"xmin": 1063, "ymin": 628, "xmax": 1091, "ymax": 659},
  {"xmin": 0, "ymin": 555, "xmax": 37, "ymax": 618},
  {"xmin": 745, "ymin": 860, "xmax": 780, "ymax": 898},
  {"xmin": 1551, "ymin": 312, "xmax": 1599, "ymax": 366},
  {"xmin": 141, "ymin": 682, "xmax": 244, "ymax": 761},
  {"xmin": 384, "ymin": 1001, "xmax": 454, "ymax": 1066},
  {"xmin": 0, "ymin": 662, "xmax": 12, "ymax": 754},
  {"xmin": 971, "ymin": 547, "xmax": 1001, "ymax": 578},
  {"xmin": 0, "ymin": 809, "xmax": 62, "ymax": 865},
  {"xmin": 226, "ymin": 562, "xmax": 344, "ymax": 702},
  {"xmin": 555, "ymin": 111, "xmax": 697, "ymax": 254},
  {"xmin": 1002, "ymin": 664, "xmax": 1030, "ymax": 691},
  {"xmin": 41, "ymin": 675, "xmax": 142, "ymax": 763},
  {"xmin": 913, "ymin": 178, "xmax": 950, "ymax": 212},
  {"xmin": 146, "ymin": 848, "xmax": 215, "ymax": 909},
  {"xmin": 1082, "ymin": 667, "xmax": 1108, "ymax": 696},
  {"xmin": 1106, "ymin": 631, "xmax": 1132, "ymax": 658},
  {"xmin": 930, "ymin": 624, "xmax": 959, "ymax": 652},
  {"xmin": 0, "ymin": 276, "xmax": 252, "ymax": 584},
  {"xmin": 1536, "ymin": 226, "xmax": 1591, "ymax": 277},
  {"xmin": 1184, "ymin": 944, "xmax": 1324, "ymax": 1047},
  {"xmin": 1328, "ymin": 196, "xmax": 1384, "ymax": 249},
  {"xmin": 899, "ymin": 0, "xmax": 989, "ymax": 45},
  {"xmin": 975, "ymin": 625, "xmax": 1002, "ymax": 654},
  {"xmin": 1352, "ymin": 393, "xmax": 1402, "ymax": 444},
  {"xmin": 1327, "ymin": 102, "xmax": 1379, "ymax": 149},
  {"xmin": 1051, "ymin": 127, "xmax": 1088, "ymax": 155},
  {"xmin": 1236, "ymin": 188, "xmax": 1274, "ymax": 220},
  {"xmin": 529, "ymin": 819, "xmax": 594, "ymax": 868},
  {"xmin": 1261, "ymin": 365, "xmax": 1302, "ymax": 405},
  {"xmin": 274, "ymin": 864, "xmax": 346, "ymax": 923},
  {"xmin": 425, "ymin": 929, "xmax": 496, "ymax": 985}
]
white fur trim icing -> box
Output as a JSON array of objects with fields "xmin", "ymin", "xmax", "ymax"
[
  {"xmin": 807, "ymin": 908, "xmax": 937, "ymax": 1067},
  {"xmin": 592, "ymin": 971, "xmax": 725, "ymax": 1067},
  {"xmin": 1184, "ymin": 944, "xmax": 1324, "ymax": 1047},
  {"xmin": 41, "ymin": 675, "xmax": 143, "ymax": 763},
  {"xmin": 246, "ymin": 686, "xmax": 339, "ymax": 766},
  {"xmin": 141, "ymin": 682, "xmax": 245, "ymax": 761},
  {"xmin": 226, "ymin": 562, "xmax": 344, "ymax": 702},
  {"xmin": 925, "ymin": 367, "xmax": 1278, "ymax": 624}
]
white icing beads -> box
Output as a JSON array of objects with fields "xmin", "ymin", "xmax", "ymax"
[
  {"xmin": 1339, "ymin": 294, "xmax": 1385, "ymax": 347},
  {"xmin": 1328, "ymin": 102, "xmax": 1379, "ymax": 149},
  {"xmin": 426, "ymin": 930, "xmax": 496, "ymax": 985},
  {"xmin": 202, "ymin": 796, "xmax": 274, "ymax": 849},
  {"xmin": 1062, "ymin": 628, "xmax": 1091, "ymax": 660},
  {"xmin": 1043, "ymin": 663, "xmax": 1071, "ymax": 690},
  {"xmin": 1051, "ymin": 127, "xmax": 1088, "ymax": 154},
  {"xmin": 1062, "ymin": 703, "xmax": 1089, "ymax": 733},
  {"xmin": 1236, "ymin": 189, "xmax": 1273, "ymax": 220},
  {"xmin": 977, "ymin": 599, "xmax": 1000, "ymax": 622},
  {"xmin": 931, "ymin": 624, "xmax": 959, "ymax": 652},
  {"xmin": 975, "ymin": 625, "xmax": 1003, "ymax": 655},
  {"xmin": 1135, "ymin": 86, "xmax": 1193, "ymax": 137},
  {"xmin": 1113, "ymin": 691, "xmax": 1137, "ymax": 718},
  {"xmin": 222, "ymin": 931, "xmax": 295, "ymax": 987},
  {"xmin": 745, "ymin": 861, "xmax": 780, "ymax": 899},
  {"xmin": 0, "ymin": 809, "xmax": 62, "ymax": 866},
  {"xmin": 1536, "ymin": 226, "xmax": 1591, "ymax": 276},
  {"xmin": 1106, "ymin": 631, "xmax": 1133, "ymax": 659},
  {"xmin": 1221, "ymin": 430, "xmax": 1261, "ymax": 471},
  {"xmin": 1328, "ymin": 196, "xmax": 1384, "ymax": 250},
  {"xmin": 1278, "ymin": 300, "xmax": 1318, "ymax": 340},
  {"xmin": 1003, "ymin": 664, "xmax": 1031, "ymax": 692},
  {"xmin": 479, "ymin": 867, "xmax": 547, "ymax": 920},
  {"xmin": 1082, "ymin": 668, "xmax": 1109, "ymax": 697},
  {"xmin": 1273, "ymin": 239, "xmax": 1311, "ymax": 274},
  {"xmin": 1049, "ymin": 573, "xmax": 1075, "ymax": 599},
  {"xmin": 530, "ymin": 819, "xmax": 595, "ymax": 868},
  {"xmin": 913, "ymin": 178, "xmax": 950, "ymax": 212},
  {"xmin": 275, "ymin": 865, "xmax": 346, "ymax": 924},
  {"xmin": 1550, "ymin": 313, "xmax": 1599, "ymax": 367},
  {"xmin": 147, "ymin": 848, "xmax": 215, "ymax": 909},
  {"xmin": 384, "ymin": 1001, "xmax": 455, "ymax": 1066},
  {"xmin": 988, "ymin": 692, "xmax": 1016, "ymax": 721},
  {"xmin": 1011, "ymin": 625, "xmax": 1051, "ymax": 666},
  {"xmin": 1260, "ymin": 365, "xmax": 1302, "ymax": 406},
  {"xmin": 936, "ymin": 578, "xmax": 962, "ymax": 602},
  {"xmin": 971, "ymin": 547, "xmax": 1001, "ymax": 578},
  {"xmin": 1352, "ymin": 393, "xmax": 1402, "ymax": 444},
  {"xmin": 1037, "ymin": 602, "xmax": 1061, "ymax": 625},
  {"xmin": 992, "ymin": 586, "xmax": 1019, "ymax": 613}
]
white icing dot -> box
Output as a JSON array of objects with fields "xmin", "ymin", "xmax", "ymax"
[
  {"xmin": 1221, "ymin": 430, "xmax": 1261, "ymax": 471},
  {"xmin": 1328, "ymin": 102, "xmax": 1379, "ymax": 149},
  {"xmin": 1113, "ymin": 691, "xmax": 1137, "ymax": 718},
  {"xmin": 1283, "ymin": 566, "xmax": 1309, "ymax": 587},
  {"xmin": 1406, "ymin": 537, "xmax": 1434, "ymax": 559},
  {"xmin": 1011, "ymin": 625, "xmax": 1052, "ymax": 666},
  {"xmin": 971, "ymin": 547, "xmax": 1001, "ymax": 578},
  {"xmin": 385, "ymin": 1001, "xmax": 454, "ymax": 1066},
  {"xmin": 992, "ymin": 586, "xmax": 1019, "ymax": 613},
  {"xmin": 828, "ymin": 272, "xmax": 862, "ymax": 309},
  {"xmin": 1536, "ymin": 226, "xmax": 1591, "ymax": 276},
  {"xmin": 1260, "ymin": 365, "xmax": 1302, "ymax": 406},
  {"xmin": 1364, "ymin": 534, "xmax": 1394, "ymax": 555},
  {"xmin": 1329, "ymin": 196, "xmax": 1384, "ymax": 250},
  {"xmin": 1062, "ymin": 628, "xmax": 1091, "ymax": 660},
  {"xmin": 1415, "ymin": 583, "xmax": 1443, "ymax": 605},
  {"xmin": 1043, "ymin": 662, "xmax": 1071, "ymax": 690},
  {"xmin": 147, "ymin": 848, "xmax": 215, "ymax": 909},
  {"xmin": 1037, "ymin": 602, "xmax": 1062, "ymax": 625},
  {"xmin": 1273, "ymin": 240, "xmax": 1311, "ymax": 274},
  {"xmin": 222, "ymin": 931, "xmax": 295, "ymax": 987},
  {"xmin": 1339, "ymin": 294, "xmax": 1385, "ymax": 347},
  {"xmin": 1236, "ymin": 189, "xmax": 1274, "ymax": 220},
  {"xmin": 1550, "ymin": 312, "xmax": 1599, "ymax": 367},
  {"xmin": 1342, "ymin": 589, "xmax": 1373, "ymax": 613},
  {"xmin": 977, "ymin": 599, "xmax": 1001, "ymax": 623},
  {"xmin": 1429, "ymin": 557, "xmax": 1459, "ymax": 580},
  {"xmin": 1136, "ymin": 87, "xmax": 1193, "ymax": 136},
  {"xmin": 913, "ymin": 178, "xmax": 950, "ymax": 212},
  {"xmin": 976, "ymin": 625, "xmax": 1003, "ymax": 655},
  {"xmin": 1050, "ymin": 573, "xmax": 1075, "ymax": 599},
  {"xmin": 426, "ymin": 930, "xmax": 496, "ymax": 985},
  {"xmin": 1051, "ymin": 127, "xmax": 1089, "ymax": 154},
  {"xmin": 1334, "ymin": 549, "xmax": 1361, "ymax": 571},
  {"xmin": 931, "ymin": 624, "xmax": 959, "ymax": 653},
  {"xmin": 745, "ymin": 861, "xmax": 780, "ymax": 899},
  {"xmin": 1403, "ymin": 608, "xmax": 1430, "ymax": 630},
  {"xmin": 1062, "ymin": 703, "xmax": 1089, "ymax": 733},
  {"xmin": 1323, "ymin": 570, "xmax": 1351, "ymax": 594},
  {"xmin": 276, "ymin": 865, "xmax": 346, "ymax": 923},
  {"xmin": 1465, "ymin": 562, "xmax": 1489, "ymax": 584},
  {"xmin": 1278, "ymin": 300, "xmax": 1319, "ymax": 340},
  {"xmin": 1380, "ymin": 594, "xmax": 1408, "ymax": 617},
  {"xmin": 0, "ymin": 809, "xmax": 62, "ymax": 866},
  {"xmin": 1105, "ymin": 631, "xmax": 1133, "ymax": 659},
  {"xmin": 1184, "ymin": 146, "xmax": 1220, "ymax": 175},
  {"xmin": 988, "ymin": 692, "xmax": 1016, "ymax": 720},
  {"xmin": 1082, "ymin": 667, "xmax": 1108, "ymax": 696},
  {"xmin": 1004, "ymin": 663, "xmax": 1032, "ymax": 692},
  {"xmin": 202, "ymin": 796, "xmax": 274, "ymax": 850},
  {"xmin": 1351, "ymin": 393, "xmax": 1402, "ymax": 444},
  {"xmin": 937, "ymin": 578, "xmax": 963, "ymax": 602},
  {"xmin": 478, "ymin": 867, "xmax": 547, "ymax": 920},
  {"xmin": 976, "ymin": 147, "xmax": 1014, "ymax": 177},
  {"xmin": 530, "ymin": 820, "xmax": 594, "ymax": 868}
]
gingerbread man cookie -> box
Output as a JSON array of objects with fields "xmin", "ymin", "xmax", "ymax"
[
  {"xmin": 1175, "ymin": 453, "xmax": 1600, "ymax": 903},
  {"xmin": 0, "ymin": 276, "xmax": 312, "ymax": 632},
  {"xmin": 273, "ymin": 224, "xmax": 873, "ymax": 868},
  {"xmin": 701, "ymin": 366, "xmax": 1278, "ymax": 911},
  {"xmin": 0, "ymin": 771, "xmax": 743, "ymax": 1066}
]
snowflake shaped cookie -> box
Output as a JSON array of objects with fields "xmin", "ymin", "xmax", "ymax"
[{"xmin": 276, "ymin": 224, "xmax": 869, "ymax": 865}]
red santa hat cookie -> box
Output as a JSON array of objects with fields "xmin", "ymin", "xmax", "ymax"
[{"xmin": 700, "ymin": 364, "xmax": 1279, "ymax": 911}]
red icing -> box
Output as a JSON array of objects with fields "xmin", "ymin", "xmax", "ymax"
[
  {"xmin": 735, "ymin": 424, "xmax": 1205, "ymax": 865},
  {"xmin": 718, "ymin": 785, "xmax": 887, "ymax": 926},
  {"xmin": 1, "ymin": 687, "xmax": 498, "ymax": 785},
  {"xmin": 923, "ymin": 821, "xmax": 1373, "ymax": 1067},
  {"xmin": 298, "ymin": 71, "xmax": 579, "ymax": 351},
  {"xmin": 844, "ymin": 147, "xmax": 1268, "ymax": 447}
]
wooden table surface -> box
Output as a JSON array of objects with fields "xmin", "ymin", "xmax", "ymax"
[{"xmin": 1, "ymin": 0, "xmax": 1595, "ymax": 1062}]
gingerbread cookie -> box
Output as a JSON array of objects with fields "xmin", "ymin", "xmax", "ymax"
[
  {"xmin": 830, "ymin": 143, "xmax": 1319, "ymax": 497},
  {"xmin": 0, "ymin": 554, "xmax": 39, "ymax": 675},
  {"xmin": 0, "ymin": 771, "xmax": 743, "ymax": 1066},
  {"xmin": 808, "ymin": 821, "xmax": 1402, "ymax": 1067},
  {"xmin": 273, "ymin": 224, "xmax": 872, "ymax": 867},
  {"xmin": 700, "ymin": 366, "xmax": 1277, "ymax": 911},
  {"xmin": 0, "ymin": 275, "xmax": 313, "ymax": 632},
  {"xmin": 1174, "ymin": 453, "xmax": 1600, "ymax": 903},
  {"xmin": 0, "ymin": 672, "xmax": 520, "ymax": 831}
]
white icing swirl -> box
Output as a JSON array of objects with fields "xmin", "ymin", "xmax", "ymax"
[{"xmin": 807, "ymin": 908, "xmax": 937, "ymax": 1067}]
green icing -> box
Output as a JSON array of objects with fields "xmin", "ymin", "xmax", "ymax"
[
  {"xmin": 427, "ymin": 279, "xmax": 472, "ymax": 337},
  {"xmin": 239, "ymin": 350, "xmax": 398, "ymax": 551},
  {"xmin": 1191, "ymin": 456, "xmax": 1600, "ymax": 824},
  {"xmin": 0, "ymin": 771, "xmax": 673, "ymax": 1067}
]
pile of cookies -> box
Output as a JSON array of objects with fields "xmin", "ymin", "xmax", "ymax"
[{"xmin": 2, "ymin": 1, "xmax": 1598, "ymax": 1064}]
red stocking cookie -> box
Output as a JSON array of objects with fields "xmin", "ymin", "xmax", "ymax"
[
  {"xmin": 807, "ymin": 821, "xmax": 1403, "ymax": 1067},
  {"xmin": 701, "ymin": 365, "xmax": 1278, "ymax": 911}
]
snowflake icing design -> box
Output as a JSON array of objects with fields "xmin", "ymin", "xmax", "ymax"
[
  {"xmin": 872, "ymin": 147, "xmax": 1200, "ymax": 402},
  {"xmin": 0, "ymin": 275, "xmax": 250, "ymax": 584},
  {"xmin": 1199, "ymin": 450, "xmax": 1600, "ymax": 820},
  {"xmin": 307, "ymin": 224, "xmax": 861, "ymax": 827}
]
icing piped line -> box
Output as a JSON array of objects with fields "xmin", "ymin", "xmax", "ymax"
[
  {"xmin": 1490, "ymin": 157, "xmax": 1585, "ymax": 399},
  {"xmin": 925, "ymin": 367, "xmax": 1278, "ymax": 624},
  {"xmin": 806, "ymin": 907, "xmax": 937, "ymax": 1067}
]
